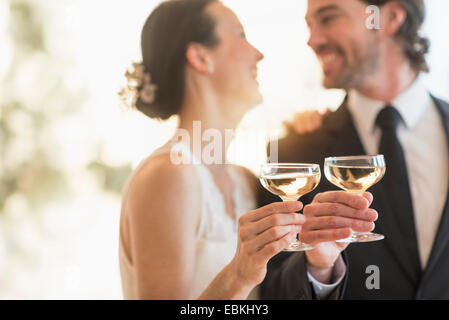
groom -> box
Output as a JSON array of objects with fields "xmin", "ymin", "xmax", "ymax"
[{"xmin": 259, "ymin": 0, "xmax": 449, "ymax": 299}]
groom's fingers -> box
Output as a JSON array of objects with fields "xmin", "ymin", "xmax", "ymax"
[
  {"xmin": 314, "ymin": 191, "xmax": 370, "ymax": 209},
  {"xmin": 363, "ymin": 192, "xmax": 374, "ymax": 206},
  {"xmin": 301, "ymin": 228, "xmax": 352, "ymax": 245},
  {"xmin": 304, "ymin": 216, "xmax": 375, "ymax": 232},
  {"xmin": 290, "ymin": 110, "xmax": 324, "ymax": 134},
  {"xmin": 304, "ymin": 203, "xmax": 378, "ymax": 221}
]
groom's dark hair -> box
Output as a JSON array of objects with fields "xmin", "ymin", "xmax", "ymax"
[
  {"xmin": 360, "ymin": 0, "xmax": 429, "ymax": 72},
  {"xmin": 138, "ymin": 0, "xmax": 220, "ymax": 120}
]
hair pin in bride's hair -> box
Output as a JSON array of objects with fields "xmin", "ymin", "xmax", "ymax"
[{"xmin": 118, "ymin": 62, "xmax": 158, "ymax": 109}]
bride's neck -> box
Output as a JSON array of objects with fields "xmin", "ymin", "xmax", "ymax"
[{"xmin": 177, "ymin": 90, "xmax": 243, "ymax": 163}]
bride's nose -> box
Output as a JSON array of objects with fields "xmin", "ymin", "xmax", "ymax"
[
  {"xmin": 255, "ymin": 47, "xmax": 264, "ymax": 61},
  {"xmin": 250, "ymin": 43, "xmax": 264, "ymax": 61}
]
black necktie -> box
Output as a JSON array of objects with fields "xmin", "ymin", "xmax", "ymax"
[{"xmin": 376, "ymin": 106, "xmax": 419, "ymax": 259}]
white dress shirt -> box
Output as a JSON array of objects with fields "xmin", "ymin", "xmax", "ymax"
[
  {"xmin": 307, "ymin": 255, "xmax": 346, "ymax": 298},
  {"xmin": 307, "ymin": 75, "xmax": 449, "ymax": 298},
  {"xmin": 348, "ymin": 75, "xmax": 449, "ymax": 269}
]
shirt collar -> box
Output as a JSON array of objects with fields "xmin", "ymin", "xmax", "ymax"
[{"xmin": 348, "ymin": 74, "xmax": 431, "ymax": 132}]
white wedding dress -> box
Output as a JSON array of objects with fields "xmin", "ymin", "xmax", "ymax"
[{"xmin": 119, "ymin": 142, "xmax": 259, "ymax": 299}]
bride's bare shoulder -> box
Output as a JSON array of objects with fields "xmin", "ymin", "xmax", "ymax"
[
  {"xmin": 135, "ymin": 152, "xmax": 195, "ymax": 181},
  {"xmin": 229, "ymin": 164, "xmax": 258, "ymax": 190},
  {"xmin": 124, "ymin": 153, "xmax": 201, "ymax": 213}
]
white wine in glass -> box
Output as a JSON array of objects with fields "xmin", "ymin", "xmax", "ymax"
[
  {"xmin": 324, "ymin": 155, "xmax": 386, "ymax": 243},
  {"xmin": 260, "ymin": 163, "xmax": 321, "ymax": 251}
]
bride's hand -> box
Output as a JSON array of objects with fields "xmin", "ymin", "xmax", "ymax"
[{"xmin": 228, "ymin": 201, "xmax": 305, "ymax": 289}]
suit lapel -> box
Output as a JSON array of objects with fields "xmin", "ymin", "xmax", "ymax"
[
  {"xmin": 419, "ymin": 96, "xmax": 449, "ymax": 283},
  {"xmin": 326, "ymin": 100, "xmax": 421, "ymax": 284},
  {"xmin": 323, "ymin": 99, "xmax": 366, "ymax": 158}
]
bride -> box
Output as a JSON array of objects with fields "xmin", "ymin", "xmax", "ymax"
[{"xmin": 118, "ymin": 0, "xmax": 305, "ymax": 299}]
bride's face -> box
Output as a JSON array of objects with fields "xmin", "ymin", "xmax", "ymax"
[{"xmin": 204, "ymin": 2, "xmax": 264, "ymax": 109}]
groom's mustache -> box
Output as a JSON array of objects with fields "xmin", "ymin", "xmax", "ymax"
[{"xmin": 314, "ymin": 44, "xmax": 344, "ymax": 56}]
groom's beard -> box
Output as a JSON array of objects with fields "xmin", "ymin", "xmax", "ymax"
[{"xmin": 319, "ymin": 36, "xmax": 381, "ymax": 90}]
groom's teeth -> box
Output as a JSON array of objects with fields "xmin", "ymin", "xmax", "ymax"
[{"xmin": 322, "ymin": 54, "xmax": 337, "ymax": 64}]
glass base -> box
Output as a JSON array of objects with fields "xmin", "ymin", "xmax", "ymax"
[
  {"xmin": 283, "ymin": 240, "xmax": 314, "ymax": 252},
  {"xmin": 336, "ymin": 232, "xmax": 384, "ymax": 243}
]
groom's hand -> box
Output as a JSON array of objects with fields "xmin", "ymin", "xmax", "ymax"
[
  {"xmin": 301, "ymin": 191, "xmax": 378, "ymax": 270},
  {"xmin": 283, "ymin": 109, "xmax": 331, "ymax": 135}
]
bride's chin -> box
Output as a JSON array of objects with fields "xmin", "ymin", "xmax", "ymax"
[
  {"xmin": 244, "ymin": 94, "xmax": 263, "ymax": 112},
  {"xmin": 248, "ymin": 87, "xmax": 263, "ymax": 105},
  {"xmin": 229, "ymin": 89, "xmax": 263, "ymax": 114},
  {"xmin": 253, "ymin": 94, "xmax": 264, "ymax": 108},
  {"xmin": 254, "ymin": 90, "xmax": 264, "ymax": 104}
]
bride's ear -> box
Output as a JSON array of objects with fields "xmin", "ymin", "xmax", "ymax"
[{"xmin": 186, "ymin": 43, "xmax": 214, "ymax": 74}]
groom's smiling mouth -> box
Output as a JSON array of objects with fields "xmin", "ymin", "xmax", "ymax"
[
  {"xmin": 315, "ymin": 45, "xmax": 345, "ymax": 75},
  {"xmin": 318, "ymin": 52, "xmax": 344, "ymax": 75}
]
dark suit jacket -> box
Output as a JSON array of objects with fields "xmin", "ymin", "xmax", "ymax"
[{"xmin": 258, "ymin": 95, "xmax": 449, "ymax": 300}]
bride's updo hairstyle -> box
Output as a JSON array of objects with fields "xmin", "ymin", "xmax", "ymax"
[{"xmin": 122, "ymin": 0, "xmax": 220, "ymax": 120}]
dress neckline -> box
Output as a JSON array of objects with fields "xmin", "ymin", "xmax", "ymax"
[{"xmin": 172, "ymin": 141, "xmax": 240, "ymax": 226}]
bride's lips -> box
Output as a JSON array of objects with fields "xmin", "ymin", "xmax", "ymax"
[
  {"xmin": 251, "ymin": 67, "xmax": 258, "ymax": 79},
  {"xmin": 250, "ymin": 67, "xmax": 259, "ymax": 85}
]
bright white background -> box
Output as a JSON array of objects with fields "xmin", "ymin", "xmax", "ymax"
[{"xmin": 0, "ymin": 0, "xmax": 448, "ymax": 299}]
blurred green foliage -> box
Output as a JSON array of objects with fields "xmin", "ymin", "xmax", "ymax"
[
  {"xmin": 0, "ymin": 0, "xmax": 133, "ymax": 214},
  {"xmin": 9, "ymin": 0, "xmax": 46, "ymax": 53},
  {"xmin": 87, "ymin": 161, "xmax": 133, "ymax": 195}
]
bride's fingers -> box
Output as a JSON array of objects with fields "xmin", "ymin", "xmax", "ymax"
[
  {"xmin": 244, "ymin": 225, "xmax": 302, "ymax": 254},
  {"xmin": 240, "ymin": 213, "xmax": 305, "ymax": 241},
  {"xmin": 241, "ymin": 201, "xmax": 303, "ymax": 224},
  {"xmin": 255, "ymin": 231, "xmax": 298, "ymax": 262}
]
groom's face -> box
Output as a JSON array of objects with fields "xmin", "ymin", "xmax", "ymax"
[{"xmin": 306, "ymin": 0, "xmax": 381, "ymax": 90}]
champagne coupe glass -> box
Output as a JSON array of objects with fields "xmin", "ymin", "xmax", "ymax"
[
  {"xmin": 260, "ymin": 163, "xmax": 321, "ymax": 251},
  {"xmin": 324, "ymin": 155, "xmax": 386, "ymax": 243}
]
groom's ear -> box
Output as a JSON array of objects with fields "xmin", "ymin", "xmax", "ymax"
[
  {"xmin": 186, "ymin": 42, "xmax": 212, "ymax": 74},
  {"xmin": 378, "ymin": 1, "xmax": 407, "ymax": 38}
]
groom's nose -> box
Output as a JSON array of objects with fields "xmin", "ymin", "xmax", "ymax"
[{"xmin": 307, "ymin": 25, "xmax": 328, "ymax": 53}]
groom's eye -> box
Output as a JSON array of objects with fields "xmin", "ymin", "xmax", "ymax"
[{"xmin": 320, "ymin": 14, "xmax": 338, "ymax": 25}]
